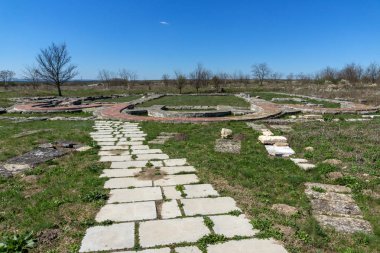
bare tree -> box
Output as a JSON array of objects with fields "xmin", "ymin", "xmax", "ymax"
[
  {"xmin": 364, "ymin": 62, "xmax": 380, "ymax": 84},
  {"xmin": 119, "ymin": 69, "xmax": 133, "ymax": 90},
  {"xmin": 270, "ymin": 72, "xmax": 282, "ymax": 84},
  {"xmin": 23, "ymin": 66, "xmax": 40, "ymax": 89},
  {"xmin": 286, "ymin": 73, "xmax": 294, "ymax": 84},
  {"xmin": 162, "ymin": 74, "xmax": 170, "ymax": 89},
  {"xmin": 210, "ymin": 75, "xmax": 221, "ymax": 92},
  {"xmin": 174, "ymin": 71, "xmax": 186, "ymax": 94},
  {"xmin": 98, "ymin": 69, "xmax": 114, "ymax": 89},
  {"xmin": 251, "ymin": 63, "xmax": 271, "ymax": 85},
  {"xmin": 35, "ymin": 43, "xmax": 77, "ymax": 96},
  {"xmin": 0, "ymin": 70, "xmax": 15, "ymax": 89},
  {"xmin": 319, "ymin": 66, "xmax": 338, "ymax": 83},
  {"xmin": 218, "ymin": 72, "xmax": 230, "ymax": 88},
  {"xmin": 190, "ymin": 63, "xmax": 210, "ymax": 93},
  {"xmin": 339, "ymin": 63, "xmax": 363, "ymax": 84}
]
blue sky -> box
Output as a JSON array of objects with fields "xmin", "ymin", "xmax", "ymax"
[{"xmin": 0, "ymin": 0, "xmax": 379, "ymax": 80}]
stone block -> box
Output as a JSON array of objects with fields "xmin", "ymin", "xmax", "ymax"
[
  {"xmin": 160, "ymin": 200, "xmax": 182, "ymax": 219},
  {"xmin": 108, "ymin": 187, "xmax": 162, "ymax": 203},
  {"xmin": 210, "ymin": 215, "xmax": 257, "ymax": 237},
  {"xmin": 207, "ymin": 238, "xmax": 288, "ymax": 253},
  {"xmin": 95, "ymin": 201, "xmax": 157, "ymax": 222},
  {"xmin": 154, "ymin": 174, "xmax": 199, "ymax": 186},
  {"xmin": 104, "ymin": 177, "xmax": 152, "ymax": 189},
  {"xmin": 181, "ymin": 197, "xmax": 240, "ymax": 216}
]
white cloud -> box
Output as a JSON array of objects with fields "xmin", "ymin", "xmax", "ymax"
[{"xmin": 159, "ymin": 21, "xmax": 169, "ymax": 25}]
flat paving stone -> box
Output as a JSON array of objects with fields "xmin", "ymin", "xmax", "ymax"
[
  {"xmin": 160, "ymin": 166, "xmax": 197, "ymax": 175},
  {"xmin": 207, "ymin": 238, "xmax": 288, "ymax": 253},
  {"xmin": 117, "ymin": 248, "xmax": 171, "ymax": 253},
  {"xmin": 210, "ymin": 215, "xmax": 257, "ymax": 237},
  {"xmin": 93, "ymin": 137, "xmax": 118, "ymax": 142},
  {"xmin": 135, "ymin": 154, "xmax": 170, "ymax": 161},
  {"xmin": 163, "ymin": 159, "xmax": 187, "ymax": 166},
  {"xmin": 111, "ymin": 160, "xmax": 163, "ymax": 169},
  {"xmin": 175, "ymin": 246, "xmax": 202, "ymax": 253},
  {"xmin": 97, "ymin": 142, "xmax": 116, "ymax": 146},
  {"xmin": 296, "ymin": 163, "xmax": 316, "ymax": 170},
  {"xmin": 101, "ymin": 168, "xmax": 142, "ymax": 178},
  {"xmin": 314, "ymin": 214, "xmax": 372, "ymax": 233},
  {"xmin": 184, "ymin": 184, "xmax": 219, "ymax": 198},
  {"xmin": 258, "ymin": 135, "xmax": 287, "ymax": 145},
  {"xmin": 130, "ymin": 145, "xmax": 150, "ymax": 150},
  {"xmin": 108, "ymin": 187, "xmax": 162, "ymax": 203},
  {"xmin": 101, "ymin": 146, "xmax": 130, "ymax": 151},
  {"xmin": 104, "ymin": 177, "xmax": 152, "ymax": 189},
  {"xmin": 131, "ymin": 149, "xmax": 163, "ymax": 155},
  {"xmin": 79, "ymin": 223, "xmax": 134, "ymax": 252},
  {"xmin": 100, "ymin": 155, "xmax": 132, "ymax": 162},
  {"xmin": 265, "ymin": 145, "xmax": 295, "ymax": 157},
  {"xmin": 99, "ymin": 150, "xmax": 130, "ymax": 156},
  {"xmin": 162, "ymin": 186, "xmax": 182, "ymax": 199},
  {"xmin": 160, "ymin": 199, "xmax": 182, "ymax": 219},
  {"xmin": 139, "ymin": 217, "xmax": 210, "ymax": 248},
  {"xmin": 154, "ymin": 174, "xmax": 199, "ymax": 186},
  {"xmin": 95, "ymin": 201, "xmax": 157, "ymax": 222},
  {"xmin": 181, "ymin": 197, "xmax": 240, "ymax": 216},
  {"xmin": 117, "ymin": 141, "xmax": 144, "ymax": 146}
]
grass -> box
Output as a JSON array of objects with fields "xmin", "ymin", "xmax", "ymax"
[
  {"xmin": 96, "ymin": 95, "xmax": 141, "ymax": 103},
  {"xmin": 140, "ymin": 119, "xmax": 380, "ymax": 252},
  {"xmin": 1, "ymin": 111, "xmax": 93, "ymax": 118},
  {"xmin": 0, "ymin": 120, "xmax": 108, "ymax": 252},
  {"xmin": 252, "ymin": 92, "xmax": 341, "ymax": 108},
  {"xmin": 138, "ymin": 95, "xmax": 250, "ymax": 108}
]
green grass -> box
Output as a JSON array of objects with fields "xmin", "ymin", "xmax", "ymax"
[
  {"xmin": 1, "ymin": 111, "xmax": 93, "ymax": 118},
  {"xmin": 96, "ymin": 95, "xmax": 141, "ymax": 103},
  {"xmin": 252, "ymin": 92, "xmax": 341, "ymax": 108},
  {"xmin": 140, "ymin": 120, "xmax": 380, "ymax": 252},
  {"xmin": 139, "ymin": 95, "xmax": 250, "ymax": 108},
  {"xmin": 0, "ymin": 120, "xmax": 109, "ymax": 252}
]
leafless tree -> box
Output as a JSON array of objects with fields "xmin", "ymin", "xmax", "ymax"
[
  {"xmin": 190, "ymin": 63, "xmax": 210, "ymax": 93},
  {"xmin": 23, "ymin": 66, "xmax": 40, "ymax": 89},
  {"xmin": 98, "ymin": 69, "xmax": 114, "ymax": 88},
  {"xmin": 162, "ymin": 74, "xmax": 170, "ymax": 89},
  {"xmin": 174, "ymin": 71, "xmax": 186, "ymax": 94},
  {"xmin": 286, "ymin": 73, "xmax": 294, "ymax": 84},
  {"xmin": 210, "ymin": 75, "xmax": 222, "ymax": 92},
  {"xmin": 339, "ymin": 63, "xmax": 363, "ymax": 84},
  {"xmin": 364, "ymin": 62, "xmax": 380, "ymax": 84},
  {"xmin": 218, "ymin": 72, "xmax": 230, "ymax": 88},
  {"xmin": 319, "ymin": 66, "xmax": 338, "ymax": 83},
  {"xmin": 270, "ymin": 72, "xmax": 282, "ymax": 84},
  {"xmin": 251, "ymin": 63, "xmax": 271, "ymax": 85},
  {"xmin": 0, "ymin": 70, "xmax": 15, "ymax": 89},
  {"xmin": 35, "ymin": 43, "xmax": 77, "ymax": 96},
  {"xmin": 119, "ymin": 69, "xmax": 134, "ymax": 90}
]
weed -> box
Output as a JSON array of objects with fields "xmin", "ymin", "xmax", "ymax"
[
  {"xmin": 82, "ymin": 191, "xmax": 108, "ymax": 202},
  {"xmin": 311, "ymin": 186, "xmax": 326, "ymax": 193},
  {"xmin": 203, "ymin": 217, "xmax": 214, "ymax": 231},
  {"xmin": 197, "ymin": 234, "xmax": 227, "ymax": 252},
  {"xmin": 0, "ymin": 231, "xmax": 36, "ymax": 252}
]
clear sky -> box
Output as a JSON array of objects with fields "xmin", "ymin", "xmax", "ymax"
[{"xmin": 0, "ymin": 0, "xmax": 379, "ymax": 80}]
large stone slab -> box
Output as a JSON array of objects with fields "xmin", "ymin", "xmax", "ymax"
[
  {"xmin": 104, "ymin": 177, "xmax": 152, "ymax": 189},
  {"xmin": 181, "ymin": 197, "xmax": 240, "ymax": 216},
  {"xmin": 101, "ymin": 146, "xmax": 130, "ymax": 151},
  {"xmin": 154, "ymin": 174, "xmax": 199, "ymax": 186},
  {"xmin": 100, "ymin": 155, "xmax": 132, "ymax": 162},
  {"xmin": 95, "ymin": 201, "xmax": 157, "ymax": 222},
  {"xmin": 175, "ymin": 246, "xmax": 202, "ymax": 253},
  {"xmin": 111, "ymin": 160, "xmax": 163, "ymax": 169},
  {"xmin": 135, "ymin": 154, "xmax": 170, "ymax": 161},
  {"xmin": 101, "ymin": 168, "xmax": 142, "ymax": 178},
  {"xmin": 162, "ymin": 186, "xmax": 182, "ymax": 199},
  {"xmin": 264, "ymin": 145, "xmax": 295, "ymax": 157},
  {"xmin": 108, "ymin": 187, "xmax": 162, "ymax": 203},
  {"xmin": 184, "ymin": 184, "xmax": 219, "ymax": 198},
  {"xmin": 130, "ymin": 145, "xmax": 150, "ymax": 150},
  {"xmin": 210, "ymin": 215, "xmax": 257, "ymax": 237},
  {"xmin": 117, "ymin": 248, "xmax": 171, "ymax": 253},
  {"xmin": 139, "ymin": 217, "xmax": 210, "ymax": 247},
  {"xmin": 215, "ymin": 139, "xmax": 241, "ymax": 154},
  {"xmin": 163, "ymin": 159, "xmax": 187, "ymax": 166},
  {"xmin": 79, "ymin": 223, "xmax": 134, "ymax": 252},
  {"xmin": 99, "ymin": 150, "xmax": 130, "ymax": 156},
  {"xmin": 207, "ymin": 238, "xmax": 288, "ymax": 253},
  {"xmin": 160, "ymin": 199, "xmax": 182, "ymax": 219},
  {"xmin": 258, "ymin": 135, "xmax": 287, "ymax": 145},
  {"xmin": 131, "ymin": 149, "xmax": 163, "ymax": 155},
  {"xmin": 315, "ymin": 215, "xmax": 372, "ymax": 233},
  {"xmin": 160, "ymin": 166, "xmax": 197, "ymax": 175}
]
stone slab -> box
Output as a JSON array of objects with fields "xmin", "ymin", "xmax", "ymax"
[
  {"xmin": 154, "ymin": 174, "xmax": 199, "ymax": 186},
  {"xmin": 139, "ymin": 217, "xmax": 210, "ymax": 248},
  {"xmin": 97, "ymin": 142, "xmax": 116, "ymax": 146},
  {"xmin": 108, "ymin": 187, "xmax": 162, "ymax": 203},
  {"xmin": 100, "ymin": 155, "xmax": 132, "ymax": 162},
  {"xmin": 214, "ymin": 139, "xmax": 241, "ymax": 154},
  {"xmin": 210, "ymin": 215, "xmax": 257, "ymax": 237},
  {"xmin": 207, "ymin": 238, "xmax": 288, "ymax": 253},
  {"xmin": 117, "ymin": 141, "xmax": 144, "ymax": 146},
  {"xmin": 163, "ymin": 159, "xmax": 187, "ymax": 166},
  {"xmin": 99, "ymin": 150, "xmax": 130, "ymax": 156},
  {"xmin": 135, "ymin": 154, "xmax": 170, "ymax": 161},
  {"xmin": 315, "ymin": 214, "xmax": 372, "ymax": 233},
  {"xmin": 117, "ymin": 248, "xmax": 171, "ymax": 253},
  {"xmin": 184, "ymin": 184, "xmax": 219, "ymax": 198},
  {"xmin": 296, "ymin": 163, "xmax": 315, "ymax": 170},
  {"xmin": 265, "ymin": 145, "xmax": 295, "ymax": 157},
  {"xmin": 101, "ymin": 146, "xmax": 130, "ymax": 151},
  {"xmin": 95, "ymin": 201, "xmax": 157, "ymax": 222},
  {"xmin": 175, "ymin": 246, "xmax": 202, "ymax": 253},
  {"xmin": 101, "ymin": 168, "xmax": 142, "ymax": 178},
  {"xmin": 181, "ymin": 197, "xmax": 240, "ymax": 216},
  {"xmin": 131, "ymin": 149, "xmax": 163, "ymax": 155},
  {"xmin": 130, "ymin": 145, "xmax": 150, "ymax": 150},
  {"xmin": 160, "ymin": 199, "xmax": 182, "ymax": 219},
  {"xmin": 258, "ymin": 135, "xmax": 287, "ymax": 145},
  {"xmin": 79, "ymin": 223, "xmax": 134, "ymax": 252},
  {"xmin": 162, "ymin": 186, "xmax": 182, "ymax": 199},
  {"xmin": 160, "ymin": 166, "xmax": 197, "ymax": 175},
  {"xmin": 104, "ymin": 177, "xmax": 152, "ymax": 189},
  {"xmin": 111, "ymin": 160, "xmax": 163, "ymax": 169}
]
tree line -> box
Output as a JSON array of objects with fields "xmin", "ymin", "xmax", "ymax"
[{"xmin": 2, "ymin": 42, "xmax": 380, "ymax": 96}]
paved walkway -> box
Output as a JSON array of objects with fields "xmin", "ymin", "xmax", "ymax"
[{"xmin": 79, "ymin": 121, "xmax": 288, "ymax": 253}]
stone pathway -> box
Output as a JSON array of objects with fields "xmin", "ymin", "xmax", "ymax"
[{"xmin": 79, "ymin": 121, "xmax": 288, "ymax": 253}]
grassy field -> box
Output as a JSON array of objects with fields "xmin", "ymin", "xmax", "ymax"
[
  {"xmin": 139, "ymin": 95, "xmax": 250, "ymax": 108},
  {"xmin": 0, "ymin": 120, "xmax": 108, "ymax": 252},
  {"xmin": 97, "ymin": 95, "xmax": 141, "ymax": 103},
  {"xmin": 252, "ymin": 92, "xmax": 341, "ymax": 108},
  {"xmin": 141, "ymin": 119, "xmax": 380, "ymax": 253}
]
